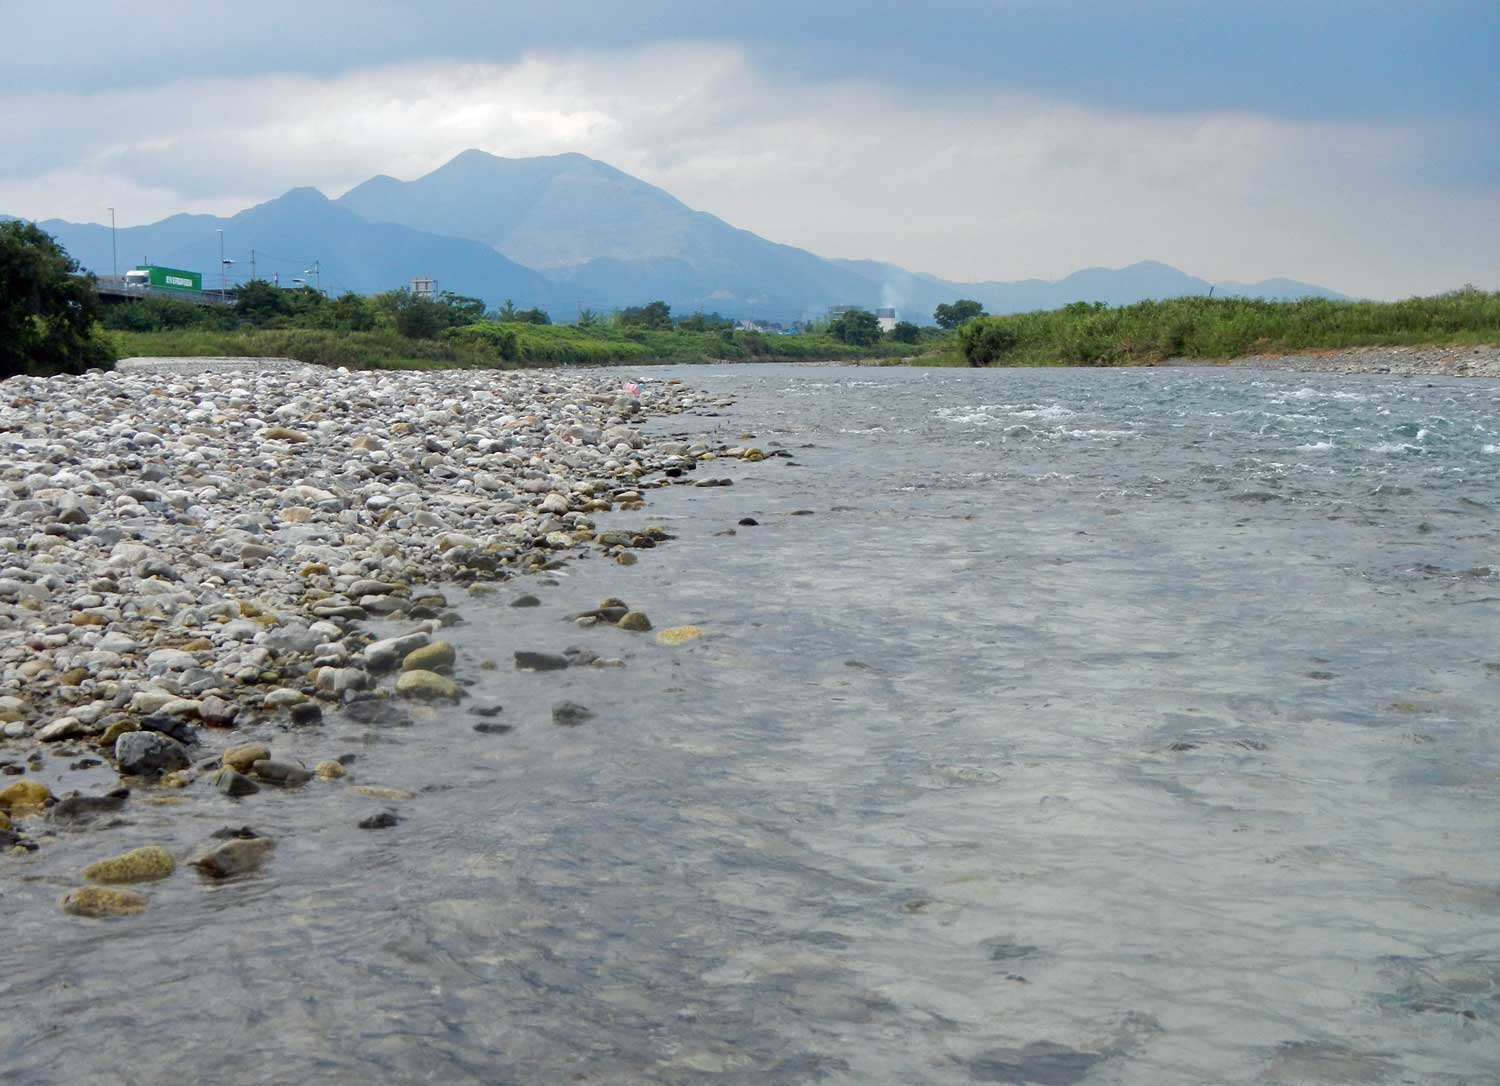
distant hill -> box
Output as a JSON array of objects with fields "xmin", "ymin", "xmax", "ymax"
[
  {"xmin": 30, "ymin": 187, "xmax": 557, "ymax": 304},
  {"xmin": 338, "ymin": 150, "xmax": 1345, "ymax": 319},
  {"xmin": 11, "ymin": 149, "xmax": 1346, "ymax": 321}
]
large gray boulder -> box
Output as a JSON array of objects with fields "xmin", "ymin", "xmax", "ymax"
[{"xmin": 114, "ymin": 731, "xmax": 190, "ymax": 776}]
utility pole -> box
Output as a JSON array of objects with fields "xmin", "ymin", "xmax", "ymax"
[
  {"xmin": 314, "ymin": 260, "xmax": 320, "ymax": 294},
  {"xmin": 108, "ymin": 207, "xmax": 117, "ymax": 282},
  {"xmin": 250, "ymin": 249, "xmax": 256, "ymax": 283},
  {"xmin": 217, "ymin": 229, "xmax": 226, "ymax": 295}
]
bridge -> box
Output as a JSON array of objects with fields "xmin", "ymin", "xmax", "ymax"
[{"xmin": 92, "ymin": 275, "xmax": 235, "ymax": 307}]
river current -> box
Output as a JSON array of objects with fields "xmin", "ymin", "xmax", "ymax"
[{"xmin": 4, "ymin": 364, "xmax": 1499, "ymax": 1084}]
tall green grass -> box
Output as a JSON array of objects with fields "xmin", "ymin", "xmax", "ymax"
[
  {"xmin": 447, "ymin": 322, "xmax": 920, "ymax": 365},
  {"xmin": 111, "ymin": 328, "xmax": 516, "ymax": 370},
  {"xmin": 113, "ymin": 322, "xmax": 922, "ymax": 370},
  {"xmin": 957, "ymin": 289, "xmax": 1500, "ymax": 367}
]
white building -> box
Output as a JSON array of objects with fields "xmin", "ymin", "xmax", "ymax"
[{"xmin": 876, "ymin": 307, "xmax": 898, "ymax": 333}]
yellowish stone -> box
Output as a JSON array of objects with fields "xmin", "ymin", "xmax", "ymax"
[
  {"xmin": 0, "ymin": 780, "xmax": 51, "ymax": 812},
  {"xmin": 221, "ymin": 743, "xmax": 270, "ymax": 773},
  {"xmin": 82, "ymin": 846, "xmax": 175, "ymax": 884},
  {"xmin": 655, "ymin": 625, "xmax": 705, "ymax": 646},
  {"xmin": 98, "ymin": 719, "xmax": 140, "ymax": 747},
  {"xmin": 314, "ymin": 760, "xmax": 346, "ymax": 780},
  {"xmin": 353, "ymin": 785, "xmax": 414, "ymax": 802},
  {"xmin": 62, "ymin": 886, "xmax": 148, "ymax": 917}
]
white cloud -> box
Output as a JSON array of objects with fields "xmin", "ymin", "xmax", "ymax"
[{"xmin": 1, "ymin": 44, "xmax": 1493, "ymax": 297}]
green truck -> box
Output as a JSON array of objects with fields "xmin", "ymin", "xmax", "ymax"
[{"xmin": 123, "ymin": 265, "xmax": 202, "ymax": 294}]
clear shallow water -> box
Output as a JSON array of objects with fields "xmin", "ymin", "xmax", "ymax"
[{"xmin": 4, "ymin": 365, "xmax": 1499, "ymax": 1084}]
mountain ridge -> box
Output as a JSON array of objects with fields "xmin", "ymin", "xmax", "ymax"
[{"xmin": 14, "ymin": 149, "xmax": 1347, "ymax": 321}]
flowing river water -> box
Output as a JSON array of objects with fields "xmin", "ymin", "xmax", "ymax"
[{"xmin": 4, "ymin": 364, "xmax": 1499, "ymax": 1084}]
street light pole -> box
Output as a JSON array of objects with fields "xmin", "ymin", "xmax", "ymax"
[{"xmin": 108, "ymin": 207, "xmax": 117, "ymax": 282}]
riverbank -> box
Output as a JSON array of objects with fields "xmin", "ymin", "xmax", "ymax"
[
  {"xmin": 1168, "ymin": 342, "xmax": 1500, "ymax": 378},
  {"xmin": 0, "ymin": 366, "xmax": 751, "ymax": 870}
]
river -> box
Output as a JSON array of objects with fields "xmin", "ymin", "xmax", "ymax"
[{"xmin": 4, "ymin": 363, "xmax": 1498, "ymax": 1084}]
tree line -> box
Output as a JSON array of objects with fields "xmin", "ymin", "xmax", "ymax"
[{"xmin": 2, "ymin": 221, "xmax": 997, "ymax": 376}]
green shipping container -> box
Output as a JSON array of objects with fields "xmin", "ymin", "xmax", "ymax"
[{"xmin": 134, "ymin": 265, "xmax": 202, "ymax": 293}]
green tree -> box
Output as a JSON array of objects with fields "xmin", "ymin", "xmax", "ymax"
[
  {"xmin": 619, "ymin": 300, "xmax": 672, "ymax": 329},
  {"xmin": 677, "ymin": 311, "xmax": 733, "ymax": 332},
  {"xmin": 439, "ymin": 291, "xmax": 486, "ymax": 325},
  {"xmin": 329, "ymin": 291, "xmax": 375, "ymax": 331},
  {"xmin": 103, "ymin": 294, "xmax": 230, "ymax": 333},
  {"xmin": 235, "ymin": 279, "xmax": 292, "ymax": 323},
  {"xmin": 829, "ymin": 307, "xmax": 881, "ymax": 346},
  {"xmin": 934, "ymin": 299, "xmax": 986, "ymax": 329},
  {"xmin": 0, "ymin": 221, "xmax": 115, "ymax": 377},
  {"xmin": 888, "ymin": 320, "xmax": 921, "ymax": 344},
  {"xmin": 390, "ymin": 291, "xmax": 452, "ymax": 339},
  {"xmin": 959, "ymin": 316, "xmax": 1020, "ymax": 366}
]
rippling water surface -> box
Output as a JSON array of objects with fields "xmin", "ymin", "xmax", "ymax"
[{"xmin": 5, "ymin": 365, "xmax": 1499, "ymax": 1084}]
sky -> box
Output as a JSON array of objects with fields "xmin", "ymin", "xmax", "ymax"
[{"xmin": 2, "ymin": 0, "xmax": 1496, "ymax": 297}]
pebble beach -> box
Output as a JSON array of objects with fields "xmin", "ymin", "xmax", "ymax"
[{"xmin": 0, "ymin": 359, "xmax": 752, "ymax": 896}]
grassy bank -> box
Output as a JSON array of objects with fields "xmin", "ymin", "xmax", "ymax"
[
  {"xmin": 110, "ymin": 328, "xmax": 514, "ymax": 370},
  {"xmin": 111, "ymin": 323, "xmax": 923, "ymax": 369},
  {"xmin": 952, "ymin": 289, "xmax": 1500, "ymax": 367},
  {"xmin": 446, "ymin": 322, "xmax": 923, "ymax": 365}
]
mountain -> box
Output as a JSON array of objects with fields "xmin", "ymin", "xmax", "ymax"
[
  {"xmin": 14, "ymin": 149, "xmax": 1345, "ymax": 321},
  {"xmin": 31, "ymin": 187, "xmax": 557, "ymax": 303},
  {"xmin": 339, "ymin": 150, "xmax": 902, "ymax": 318},
  {"xmin": 337, "ymin": 150, "xmax": 1345, "ymax": 319},
  {"xmin": 827, "ymin": 257, "xmax": 1343, "ymax": 317}
]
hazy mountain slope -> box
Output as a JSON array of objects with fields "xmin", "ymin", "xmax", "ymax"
[
  {"xmin": 16, "ymin": 148, "xmax": 1347, "ymax": 320},
  {"xmin": 35, "ymin": 188, "xmax": 558, "ymax": 302}
]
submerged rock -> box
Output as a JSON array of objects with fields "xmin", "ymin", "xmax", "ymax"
[
  {"xmin": 81, "ymin": 845, "xmax": 175, "ymax": 884},
  {"xmin": 402, "ymin": 641, "xmax": 456, "ymax": 673},
  {"xmin": 215, "ymin": 768, "xmax": 260, "ymax": 797},
  {"xmin": 395, "ymin": 669, "xmax": 460, "ymax": 702},
  {"xmin": 250, "ymin": 759, "xmax": 313, "ymax": 786},
  {"xmin": 61, "ymin": 886, "xmax": 148, "ymax": 918},
  {"xmin": 656, "ymin": 625, "xmax": 705, "ymax": 646},
  {"xmin": 352, "ymin": 785, "xmax": 414, "ymax": 802},
  {"xmin": 0, "ymin": 779, "xmax": 52, "ymax": 812},
  {"xmin": 190, "ymin": 836, "xmax": 275, "ymax": 878},
  {"xmin": 221, "ymin": 743, "xmax": 270, "ymax": 773},
  {"xmin": 48, "ymin": 788, "xmax": 130, "ymax": 825},
  {"xmin": 617, "ymin": 611, "xmax": 652, "ymax": 632},
  {"xmin": 552, "ymin": 701, "xmax": 595, "ymax": 726},
  {"xmin": 115, "ymin": 732, "xmax": 190, "ymax": 777},
  {"xmin": 514, "ymin": 651, "xmax": 570, "ymax": 672}
]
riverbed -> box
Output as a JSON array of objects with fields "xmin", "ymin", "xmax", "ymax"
[{"xmin": 4, "ymin": 363, "xmax": 1498, "ymax": 1084}]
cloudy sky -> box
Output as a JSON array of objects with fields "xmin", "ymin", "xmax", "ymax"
[{"xmin": 4, "ymin": 1, "xmax": 1496, "ymax": 297}]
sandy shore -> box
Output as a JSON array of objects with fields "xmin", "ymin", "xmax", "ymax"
[
  {"xmin": 1166, "ymin": 343, "xmax": 1500, "ymax": 378},
  {"xmin": 0, "ymin": 364, "xmax": 758, "ymax": 872}
]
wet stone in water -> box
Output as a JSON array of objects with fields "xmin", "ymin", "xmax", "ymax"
[
  {"xmin": 968, "ymin": 1042, "xmax": 1105, "ymax": 1084},
  {"xmin": 216, "ymin": 769, "xmax": 260, "ymax": 797},
  {"xmin": 552, "ymin": 701, "xmax": 595, "ymax": 726},
  {"xmin": 289, "ymin": 702, "xmax": 323, "ymax": 726},
  {"xmin": 514, "ymin": 651, "xmax": 570, "ymax": 672}
]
